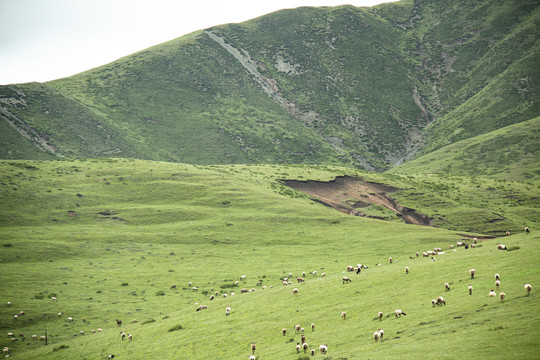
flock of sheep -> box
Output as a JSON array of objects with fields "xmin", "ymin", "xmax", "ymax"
[{"xmin": 3, "ymin": 228, "xmax": 532, "ymax": 358}]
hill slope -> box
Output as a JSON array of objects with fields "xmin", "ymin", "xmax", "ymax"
[
  {"xmin": 0, "ymin": 159, "xmax": 538, "ymax": 359},
  {"xmin": 389, "ymin": 116, "xmax": 540, "ymax": 184},
  {"xmin": 0, "ymin": 0, "xmax": 538, "ymax": 169}
]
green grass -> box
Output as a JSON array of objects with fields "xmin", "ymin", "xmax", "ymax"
[{"xmin": 0, "ymin": 159, "xmax": 538, "ymax": 359}]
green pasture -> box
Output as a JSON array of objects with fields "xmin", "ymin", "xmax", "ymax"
[{"xmin": 0, "ymin": 159, "xmax": 539, "ymax": 359}]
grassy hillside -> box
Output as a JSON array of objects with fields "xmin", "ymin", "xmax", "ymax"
[
  {"xmin": 0, "ymin": 159, "xmax": 538, "ymax": 359},
  {"xmin": 389, "ymin": 116, "xmax": 540, "ymax": 184},
  {"xmin": 0, "ymin": 0, "xmax": 538, "ymax": 170}
]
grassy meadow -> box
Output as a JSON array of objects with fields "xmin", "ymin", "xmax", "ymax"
[{"xmin": 0, "ymin": 159, "xmax": 539, "ymax": 359}]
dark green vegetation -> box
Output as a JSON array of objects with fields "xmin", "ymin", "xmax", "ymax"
[
  {"xmin": 0, "ymin": 0, "xmax": 538, "ymax": 170},
  {"xmin": 0, "ymin": 160, "xmax": 539, "ymax": 359}
]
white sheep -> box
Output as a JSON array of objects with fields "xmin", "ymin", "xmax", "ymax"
[
  {"xmin": 341, "ymin": 311, "xmax": 347, "ymax": 319},
  {"xmin": 495, "ymin": 280, "xmax": 500, "ymax": 289},
  {"xmin": 302, "ymin": 342, "xmax": 309, "ymax": 353},
  {"xmin": 97, "ymin": 328, "xmax": 103, "ymax": 333},
  {"xmin": 128, "ymin": 334, "xmax": 132, "ymax": 341},
  {"xmin": 251, "ymin": 343, "xmax": 256, "ymax": 354},
  {"xmin": 231, "ymin": 292, "xmax": 235, "ymax": 296},
  {"xmin": 389, "ymin": 257, "xmax": 393, "ymax": 263},
  {"xmin": 79, "ymin": 331, "xmax": 85, "ymax": 335},
  {"xmin": 322, "ymin": 273, "xmax": 326, "ymax": 277},
  {"xmin": 6, "ymin": 302, "xmax": 11, "ymax": 307},
  {"xmin": 468, "ymin": 285, "xmax": 473, "ymax": 295},
  {"xmin": 445, "ymin": 283, "xmax": 450, "ymax": 291},
  {"xmin": 311, "ymin": 323, "xmax": 315, "ymax": 331},
  {"xmin": 405, "ymin": 266, "xmax": 409, "ymax": 274},
  {"xmin": 378, "ymin": 311, "xmax": 383, "ymax": 321},
  {"xmin": 312, "ymin": 271, "xmax": 317, "ymax": 276},
  {"xmin": 342, "ymin": 277, "xmax": 352, "ymax": 284},
  {"xmin": 294, "ymin": 324, "xmax": 301, "ymax": 332},
  {"xmin": 473, "ymin": 237, "xmax": 478, "ymax": 244},
  {"xmin": 50, "ymin": 296, "xmax": 57, "ymax": 301},
  {"xmin": 395, "ymin": 309, "xmax": 406, "ymax": 317},
  {"xmin": 249, "ymin": 356, "xmax": 256, "ymax": 360},
  {"xmin": 192, "ymin": 287, "xmax": 198, "ymax": 292},
  {"xmin": 495, "ymin": 273, "xmax": 501, "ymax": 280},
  {"xmin": 296, "ymin": 343, "xmax": 301, "ymax": 353},
  {"xmin": 67, "ymin": 316, "xmax": 73, "ymax": 321},
  {"xmin": 31, "ymin": 334, "xmax": 38, "ymax": 340},
  {"xmin": 489, "ymin": 290, "xmax": 496, "ymax": 297},
  {"xmin": 291, "ymin": 288, "xmax": 299, "ymax": 294},
  {"xmin": 297, "ymin": 277, "xmax": 305, "ymax": 283},
  {"xmin": 311, "ymin": 348, "xmax": 316, "ymax": 356},
  {"xmin": 500, "ymin": 292, "xmax": 506, "ymax": 302},
  {"xmin": 319, "ymin": 344, "xmax": 328, "ymax": 354},
  {"xmin": 373, "ymin": 331, "xmax": 380, "ymax": 342},
  {"xmin": 378, "ymin": 329, "xmax": 384, "ymax": 341},
  {"xmin": 470, "ymin": 269, "xmax": 476, "ymax": 279},
  {"xmin": 431, "ymin": 299, "xmax": 437, "ymax": 307},
  {"xmin": 91, "ymin": 329, "xmax": 96, "ymax": 334},
  {"xmin": 416, "ymin": 251, "xmax": 420, "ymax": 257},
  {"xmin": 436, "ymin": 296, "xmax": 446, "ymax": 305},
  {"xmin": 525, "ymin": 283, "xmax": 532, "ymax": 295},
  {"xmin": 497, "ymin": 244, "xmax": 507, "ymax": 250},
  {"xmin": 240, "ymin": 275, "xmax": 247, "ymax": 281},
  {"xmin": 188, "ymin": 281, "xmax": 192, "ymax": 287},
  {"xmin": 120, "ymin": 332, "xmax": 126, "ymax": 341},
  {"xmin": 282, "ymin": 328, "xmax": 287, "ymax": 336}
]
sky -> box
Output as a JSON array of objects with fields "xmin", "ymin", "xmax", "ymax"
[{"xmin": 0, "ymin": 0, "xmax": 397, "ymax": 85}]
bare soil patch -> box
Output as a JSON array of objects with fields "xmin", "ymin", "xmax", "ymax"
[{"xmin": 282, "ymin": 176, "xmax": 433, "ymax": 226}]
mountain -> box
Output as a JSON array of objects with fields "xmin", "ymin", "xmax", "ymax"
[{"xmin": 0, "ymin": 0, "xmax": 538, "ymax": 171}]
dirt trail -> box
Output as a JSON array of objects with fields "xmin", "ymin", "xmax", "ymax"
[{"xmin": 283, "ymin": 176, "xmax": 433, "ymax": 226}]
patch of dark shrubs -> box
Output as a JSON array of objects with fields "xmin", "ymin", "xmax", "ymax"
[
  {"xmin": 141, "ymin": 319, "xmax": 156, "ymax": 325},
  {"xmin": 53, "ymin": 344, "xmax": 69, "ymax": 351},
  {"xmin": 507, "ymin": 246, "xmax": 520, "ymax": 251},
  {"xmin": 168, "ymin": 324, "xmax": 184, "ymax": 332}
]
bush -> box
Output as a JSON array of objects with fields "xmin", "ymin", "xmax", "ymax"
[
  {"xmin": 141, "ymin": 319, "xmax": 156, "ymax": 325},
  {"xmin": 155, "ymin": 290, "xmax": 165, "ymax": 296},
  {"xmin": 53, "ymin": 344, "xmax": 69, "ymax": 351},
  {"xmin": 168, "ymin": 324, "xmax": 184, "ymax": 332},
  {"xmin": 121, "ymin": 282, "xmax": 129, "ymax": 286}
]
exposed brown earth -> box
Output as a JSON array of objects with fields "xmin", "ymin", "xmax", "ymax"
[{"xmin": 282, "ymin": 176, "xmax": 433, "ymax": 226}]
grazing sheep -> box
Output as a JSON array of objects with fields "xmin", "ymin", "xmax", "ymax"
[
  {"xmin": 311, "ymin": 348, "xmax": 316, "ymax": 356},
  {"xmin": 79, "ymin": 331, "xmax": 85, "ymax": 335},
  {"xmin": 128, "ymin": 334, "xmax": 132, "ymax": 341},
  {"xmin": 378, "ymin": 329, "xmax": 384, "ymax": 341},
  {"xmin": 342, "ymin": 277, "xmax": 352, "ymax": 284},
  {"xmin": 389, "ymin": 257, "xmax": 393, "ymax": 264},
  {"xmin": 289, "ymin": 273, "xmax": 293, "ymax": 277},
  {"xmin": 301, "ymin": 327, "xmax": 305, "ymax": 333},
  {"xmin": 249, "ymin": 356, "xmax": 256, "ymax": 360},
  {"xmin": 170, "ymin": 285, "xmax": 177, "ymax": 289},
  {"xmin": 282, "ymin": 328, "xmax": 287, "ymax": 336},
  {"xmin": 241, "ymin": 288, "xmax": 249, "ymax": 294},
  {"xmin": 312, "ymin": 271, "xmax": 317, "ymax": 276},
  {"xmin": 469, "ymin": 285, "xmax": 473, "ymax": 295},
  {"xmin": 473, "ymin": 238, "xmax": 478, "ymax": 244},
  {"xmin": 294, "ymin": 324, "xmax": 302, "ymax": 332},
  {"xmin": 192, "ymin": 287, "xmax": 198, "ymax": 292},
  {"xmin": 91, "ymin": 329, "xmax": 96, "ymax": 334},
  {"xmin": 319, "ymin": 344, "xmax": 328, "ymax": 354},
  {"xmin": 223, "ymin": 293, "xmax": 228, "ymax": 298},
  {"xmin": 209, "ymin": 295, "xmax": 214, "ymax": 301},
  {"xmin": 31, "ymin": 334, "xmax": 38, "ymax": 340},
  {"xmin": 445, "ymin": 283, "xmax": 450, "ymax": 291},
  {"xmin": 301, "ymin": 334, "xmax": 306, "ymax": 344},
  {"xmin": 341, "ymin": 311, "xmax": 347, "ymax": 320},
  {"xmin": 311, "ymin": 323, "xmax": 315, "ymax": 331},
  {"xmin": 416, "ymin": 252, "xmax": 420, "ymax": 257},
  {"xmin": 347, "ymin": 265, "xmax": 354, "ymax": 272},
  {"xmin": 97, "ymin": 328, "xmax": 103, "ymax": 333},
  {"xmin": 120, "ymin": 332, "xmax": 126, "ymax": 341},
  {"xmin": 505, "ymin": 231, "xmax": 510, "ymax": 236},
  {"xmin": 251, "ymin": 343, "xmax": 256, "ymax": 354},
  {"xmin": 2, "ymin": 348, "xmax": 8, "ymax": 354},
  {"xmin": 449, "ymin": 245, "xmax": 454, "ymax": 249},
  {"xmin": 67, "ymin": 317, "xmax": 73, "ymax": 321},
  {"xmin": 495, "ymin": 280, "xmax": 500, "ymax": 289},
  {"xmin": 395, "ymin": 309, "xmax": 406, "ymax": 318},
  {"xmin": 196, "ymin": 305, "xmax": 207, "ymax": 312},
  {"xmin": 115, "ymin": 319, "xmax": 122, "ymax": 326},
  {"xmin": 322, "ymin": 273, "xmax": 326, "ymax": 277},
  {"xmin": 436, "ymin": 296, "xmax": 446, "ymax": 305},
  {"xmin": 297, "ymin": 277, "xmax": 305, "ymax": 283},
  {"xmin": 495, "ymin": 273, "xmax": 501, "ymax": 280},
  {"xmin": 225, "ymin": 309, "xmax": 230, "ymax": 316},
  {"xmin": 296, "ymin": 343, "xmax": 301, "ymax": 353},
  {"xmin": 525, "ymin": 227, "xmax": 530, "ymax": 233},
  {"xmin": 108, "ymin": 355, "xmax": 115, "ymax": 359},
  {"xmin": 489, "ymin": 290, "xmax": 496, "ymax": 297},
  {"xmin": 422, "ymin": 252, "xmax": 428, "ymax": 257},
  {"xmin": 58, "ymin": 312, "xmax": 62, "ymax": 317},
  {"xmin": 500, "ymin": 292, "xmax": 506, "ymax": 302},
  {"xmin": 39, "ymin": 336, "xmax": 46, "ymax": 341},
  {"xmin": 50, "ymin": 296, "xmax": 57, "ymax": 301},
  {"xmin": 188, "ymin": 281, "xmax": 192, "ymax": 287},
  {"xmin": 303, "ymin": 342, "xmax": 309, "ymax": 353},
  {"xmin": 291, "ymin": 288, "xmax": 299, "ymax": 294},
  {"xmin": 497, "ymin": 244, "xmax": 507, "ymax": 250},
  {"xmin": 431, "ymin": 299, "xmax": 437, "ymax": 307},
  {"xmin": 470, "ymin": 269, "xmax": 476, "ymax": 279},
  {"xmin": 302, "ymin": 272, "xmax": 306, "ymax": 277},
  {"xmin": 282, "ymin": 280, "xmax": 288, "ymax": 286},
  {"xmin": 241, "ymin": 275, "xmax": 247, "ymax": 281},
  {"xmin": 405, "ymin": 266, "xmax": 409, "ymax": 274},
  {"xmin": 378, "ymin": 311, "xmax": 383, "ymax": 321},
  {"xmin": 6, "ymin": 333, "xmax": 14, "ymax": 338},
  {"xmin": 231, "ymin": 292, "xmax": 235, "ymax": 296},
  {"xmin": 525, "ymin": 283, "xmax": 532, "ymax": 295},
  {"xmin": 373, "ymin": 331, "xmax": 380, "ymax": 342}
]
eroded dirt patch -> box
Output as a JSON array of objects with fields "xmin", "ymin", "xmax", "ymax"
[{"xmin": 283, "ymin": 176, "xmax": 433, "ymax": 226}]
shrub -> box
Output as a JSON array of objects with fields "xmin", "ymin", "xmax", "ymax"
[
  {"xmin": 168, "ymin": 324, "xmax": 184, "ymax": 332},
  {"xmin": 141, "ymin": 319, "xmax": 156, "ymax": 325},
  {"xmin": 121, "ymin": 282, "xmax": 129, "ymax": 286},
  {"xmin": 155, "ymin": 290, "xmax": 165, "ymax": 296},
  {"xmin": 53, "ymin": 344, "xmax": 69, "ymax": 351}
]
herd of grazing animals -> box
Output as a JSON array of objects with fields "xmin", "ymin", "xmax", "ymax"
[{"xmin": 2, "ymin": 228, "xmax": 533, "ymax": 358}]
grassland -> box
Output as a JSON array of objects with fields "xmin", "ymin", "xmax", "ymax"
[{"xmin": 0, "ymin": 159, "xmax": 538, "ymax": 359}]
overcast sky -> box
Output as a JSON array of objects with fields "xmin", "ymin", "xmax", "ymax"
[{"xmin": 0, "ymin": 0, "xmax": 397, "ymax": 85}]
